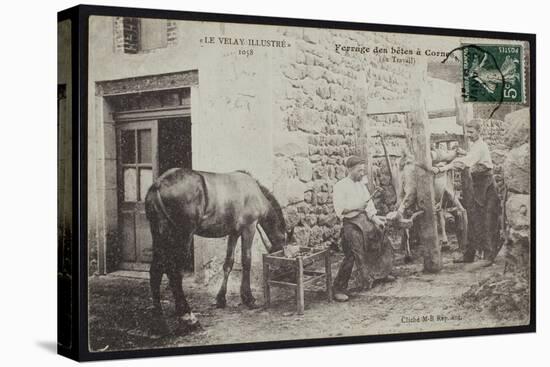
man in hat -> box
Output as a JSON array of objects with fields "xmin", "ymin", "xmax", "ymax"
[
  {"xmin": 432, "ymin": 119, "xmax": 502, "ymax": 263},
  {"xmin": 332, "ymin": 156, "xmax": 389, "ymax": 302}
]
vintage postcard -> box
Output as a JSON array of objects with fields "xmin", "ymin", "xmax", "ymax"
[{"xmin": 58, "ymin": 5, "xmax": 534, "ymax": 361}]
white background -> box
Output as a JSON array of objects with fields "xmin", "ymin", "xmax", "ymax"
[{"xmin": 0, "ymin": 0, "xmax": 546, "ymax": 365}]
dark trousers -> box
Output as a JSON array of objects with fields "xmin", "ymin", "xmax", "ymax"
[
  {"xmin": 462, "ymin": 170, "xmax": 502, "ymax": 262},
  {"xmin": 333, "ymin": 220, "xmax": 373, "ymax": 292}
]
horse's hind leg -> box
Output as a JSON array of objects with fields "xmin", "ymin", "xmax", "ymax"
[
  {"xmin": 149, "ymin": 252, "xmax": 169, "ymax": 335},
  {"xmin": 148, "ymin": 220, "xmax": 169, "ymax": 335},
  {"xmin": 166, "ymin": 233, "xmax": 199, "ymax": 333},
  {"xmin": 150, "ymin": 251, "xmax": 164, "ymax": 313},
  {"xmin": 216, "ymin": 233, "xmax": 239, "ymax": 308},
  {"xmin": 240, "ymin": 226, "xmax": 257, "ymax": 308}
]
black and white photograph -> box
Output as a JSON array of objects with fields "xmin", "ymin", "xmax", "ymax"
[
  {"xmin": 57, "ymin": 9, "xmax": 535, "ymax": 357},
  {"xmin": 37, "ymin": 2, "xmax": 544, "ymax": 363}
]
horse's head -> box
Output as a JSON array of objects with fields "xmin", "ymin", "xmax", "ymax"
[
  {"xmin": 255, "ymin": 182, "xmax": 296, "ymax": 253},
  {"xmin": 265, "ymin": 223, "xmax": 294, "ymax": 254}
]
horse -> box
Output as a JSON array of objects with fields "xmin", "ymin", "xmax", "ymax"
[{"xmin": 144, "ymin": 168, "xmax": 292, "ymax": 333}]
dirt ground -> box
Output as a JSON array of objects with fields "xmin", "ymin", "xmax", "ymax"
[{"xmin": 88, "ymin": 239, "xmax": 529, "ymax": 352}]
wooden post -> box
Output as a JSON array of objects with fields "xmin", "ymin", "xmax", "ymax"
[
  {"xmin": 455, "ymin": 85, "xmax": 473, "ymax": 150},
  {"xmin": 296, "ymin": 257, "xmax": 305, "ymax": 315},
  {"xmin": 357, "ymin": 115, "xmax": 375, "ymax": 192},
  {"xmin": 262, "ymin": 254, "xmax": 270, "ymax": 308},
  {"xmin": 325, "ymin": 251, "xmax": 333, "ymax": 302},
  {"xmin": 410, "ymin": 90, "xmax": 442, "ymax": 273}
]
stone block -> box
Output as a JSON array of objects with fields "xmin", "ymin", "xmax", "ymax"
[
  {"xmin": 273, "ymin": 174, "xmax": 307, "ymax": 207},
  {"xmin": 317, "ymin": 192, "xmax": 329, "ymax": 204},
  {"xmin": 294, "ymin": 157, "xmax": 313, "ymax": 182},
  {"xmin": 284, "ymin": 205, "xmax": 300, "ymax": 228},
  {"xmin": 503, "ymin": 143, "xmax": 530, "ymax": 194},
  {"xmin": 274, "ymin": 130, "xmax": 309, "ymax": 157},
  {"xmin": 335, "ymin": 165, "xmax": 347, "ymax": 179},
  {"xmin": 296, "ymin": 202, "xmax": 311, "ymax": 214},
  {"xmin": 327, "ymin": 165, "xmax": 335, "ymax": 179},
  {"xmin": 309, "ymin": 144, "xmax": 320, "ymax": 155},
  {"xmin": 293, "ymin": 226, "xmax": 311, "ymax": 247},
  {"xmin": 282, "ymin": 65, "xmax": 302, "ymax": 80},
  {"xmin": 305, "ymin": 214, "xmax": 317, "ymax": 226},
  {"xmin": 506, "ymin": 193, "xmax": 530, "ymax": 233},
  {"xmin": 273, "ymin": 156, "xmax": 296, "ymax": 179},
  {"xmin": 318, "ymin": 213, "xmax": 338, "ymax": 227},
  {"xmin": 504, "ymin": 108, "xmax": 530, "ymax": 149},
  {"xmin": 310, "ymin": 154, "xmax": 322, "ymax": 163},
  {"xmin": 306, "ymin": 65, "xmax": 325, "ymax": 80},
  {"xmin": 296, "ymin": 109, "xmax": 323, "ymax": 134},
  {"xmin": 308, "ymin": 226, "xmax": 324, "ymax": 246},
  {"xmin": 313, "ymin": 165, "xmax": 328, "ymax": 180},
  {"xmin": 288, "ymin": 178, "xmax": 308, "ymax": 205}
]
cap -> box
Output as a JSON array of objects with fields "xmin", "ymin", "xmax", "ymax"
[{"xmin": 345, "ymin": 155, "xmax": 365, "ymax": 169}]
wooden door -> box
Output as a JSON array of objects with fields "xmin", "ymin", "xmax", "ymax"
[{"xmin": 117, "ymin": 120, "xmax": 158, "ymax": 271}]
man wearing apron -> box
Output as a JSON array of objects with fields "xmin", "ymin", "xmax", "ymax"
[
  {"xmin": 332, "ymin": 156, "xmax": 390, "ymax": 302},
  {"xmin": 432, "ymin": 120, "xmax": 502, "ymax": 263}
]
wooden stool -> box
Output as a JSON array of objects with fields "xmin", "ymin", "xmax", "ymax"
[{"xmin": 262, "ymin": 248, "xmax": 332, "ymax": 315}]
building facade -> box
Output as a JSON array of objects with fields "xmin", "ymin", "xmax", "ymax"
[{"xmin": 88, "ymin": 16, "xmax": 464, "ymax": 292}]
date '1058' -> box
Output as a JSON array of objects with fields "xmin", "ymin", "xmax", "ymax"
[{"xmin": 239, "ymin": 49, "xmax": 254, "ymax": 57}]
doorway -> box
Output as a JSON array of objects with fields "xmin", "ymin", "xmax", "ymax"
[{"xmin": 116, "ymin": 116, "xmax": 192, "ymax": 271}]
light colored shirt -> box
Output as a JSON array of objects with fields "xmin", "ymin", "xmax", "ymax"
[
  {"xmin": 333, "ymin": 176, "xmax": 377, "ymax": 220},
  {"xmin": 454, "ymin": 138, "xmax": 493, "ymax": 170}
]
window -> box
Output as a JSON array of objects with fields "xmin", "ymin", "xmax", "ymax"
[
  {"xmin": 139, "ymin": 19, "xmax": 167, "ymax": 51},
  {"xmin": 120, "ymin": 128, "xmax": 153, "ymax": 202},
  {"xmin": 114, "ymin": 17, "xmax": 177, "ymax": 54}
]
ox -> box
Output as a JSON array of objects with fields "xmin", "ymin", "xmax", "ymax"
[{"xmin": 384, "ymin": 144, "xmax": 468, "ymax": 262}]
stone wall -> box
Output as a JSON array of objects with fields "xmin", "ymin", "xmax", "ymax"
[
  {"xmin": 501, "ymin": 108, "xmax": 531, "ymax": 277},
  {"xmin": 479, "ymin": 118, "xmax": 508, "ymax": 197},
  {"xmin": 272, "ymin": 29, "xmax": 421, "ymax": 249},
  {"xmin": 479, "ymin": 108, "xmax": 530, "ymax": 198}
]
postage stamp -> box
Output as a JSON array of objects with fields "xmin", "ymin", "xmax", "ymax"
[{"xmin": 463, "ymin": 44, "xmax": 524, "ymax": 103}]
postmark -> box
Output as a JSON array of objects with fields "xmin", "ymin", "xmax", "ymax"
[{"xmin": 462, "ymin": 44, "xmax": 524, "ymax": 103}]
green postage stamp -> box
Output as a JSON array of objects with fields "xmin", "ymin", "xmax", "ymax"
[{"xmin": 463, "ymin": 44, "xmax": 524, "ymax": 103}]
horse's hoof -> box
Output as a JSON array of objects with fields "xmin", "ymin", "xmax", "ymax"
[
  {"xmin": 176, "ymin": 313, "xmax": 202, "ymax": 334},
  {"xmin": 150, "ymin": 321, "xmax": 169, "ymax": 336},
  {"xmin": 176, "ymin": 320, "xmax": 202, "ymax": 335},
  {"xmin": 242, "ymin": 296, "xmax": 258, "ymax": 309}
]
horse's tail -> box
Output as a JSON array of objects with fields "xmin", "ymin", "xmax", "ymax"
[
  {"xmin": 145, "ymin": 182, "xmax": 178, "ymax": 229},
  {"xmin": 144, "ymin": 183, "xmax": 158, "ymax": 223}
]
